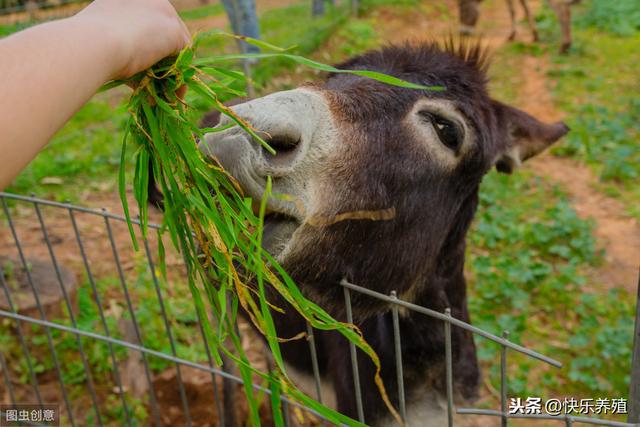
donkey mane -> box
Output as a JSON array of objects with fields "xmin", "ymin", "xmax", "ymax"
[{"xmin": 333, "ymin": 39, "xmax": 491, "ymax": 84}]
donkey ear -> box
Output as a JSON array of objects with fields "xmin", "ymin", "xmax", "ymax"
[{"xmin": 492, "ymin": 101, "xmax": 569, "ymax": 174}]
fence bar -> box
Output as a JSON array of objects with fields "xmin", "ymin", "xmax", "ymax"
[
  {"xmin": 343, "ymin": 286, "xmax": 365, "ymax": 423},
  {"xmin": 0, "ymin": 264, "xmax": 43, "ymax": 409},
  {"xmin": 456, "ymin": 408, "xmax": 638, "ymax": 427},
  {"xmin": 629, "ymin": 268, "xmax": 640, "ymax": 423},
  {"xmin": 6, "ymin": 193, "xmax": 634, "ymax": 427},
  {"xmin": 501, "ymin": 331, "xmax": 509, "ymax": 427},
  {"xmin": 306, "ymin": 322, "xmax": 327, "ymax": 426},
  {"xmin": 282, "ymin": 398, "xmax": 291, "ymax": 427},
  {"xmin": 103, "ymin": 214, "xmax": 162, "ymax": 427},
  {"xmin": 0, "ymin": 192, "xmax": 161, "ymax": 230},
  {"xmin": 195, "ymin": 315, "xmax": 226, "ymax": 427},
  {"xmin": 0, "ymin": 348, "xmax": 16, "ymax": 409},
  {"xmin": 143, "ymin": 238, "xmax": 193, "ymax": 427},
  {"xmin": 67, "ymin": 207, "xmax": 133, "ymax": 427},
  {"xmin": 306, "ymin": 322, "xmax": 324, "ymax": 405},
  {"xmin": 33, "ymin": 201, "xmax": 103, "ymax": 427},
  {"xmin": 1, "ymin": 199, "xmax": 76, "ymax": 427},
  {"xmin": 340, "ymin": 279, "xmax": 561, "ymax": 367},
  {"xmin": 390, "ymin": 291, "xmax": 406, "ymax": 422},
  {"xmin": 185, "ymin": 257, "xmax": 226, "ymax": 427},
  {"xmin": 444, "ymin": 308, "xmax": 454, "ymax": 427}
]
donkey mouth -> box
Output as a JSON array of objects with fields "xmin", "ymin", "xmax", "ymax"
[{"xmin": 262, "ymin": 212, "xmax": 300, "ymax": 258}]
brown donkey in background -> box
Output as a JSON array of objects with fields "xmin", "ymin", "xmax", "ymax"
[{"xmin": 459, "ymin": 0, "xmax": 581, "ymax": 53}]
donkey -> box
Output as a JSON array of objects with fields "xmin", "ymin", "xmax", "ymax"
[
  {"xmin": 458, "ymin": 0, "xmax": 580, "ymax": 53},
  {"xmin": 198, "ymin": 41, "xmax": 568, "ymax": 426},
  {"xmin": 459, "ymin": 0, "xmax": 538, "ymax": 41}
]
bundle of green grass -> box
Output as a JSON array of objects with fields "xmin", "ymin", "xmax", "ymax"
[{"xmin": 110, "ymin": 33, "xmax": 427, "ymax": 426}]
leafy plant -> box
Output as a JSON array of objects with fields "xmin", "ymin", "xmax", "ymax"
[
  {"xmin": 575, "ymin": 0, "xmax": 640, "ymax": 36},
  {"xmin": 552, "ymin": 100, "xmax": 640, "ymax": 182}
]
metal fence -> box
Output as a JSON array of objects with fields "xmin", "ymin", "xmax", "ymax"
[{"xmin": 0, "ymin": 192, "xmax": 637, "ymax": 426}]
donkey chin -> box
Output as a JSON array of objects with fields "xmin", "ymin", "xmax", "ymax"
[{"xmin": 198, "ymin": 41, "xmax": 569, "ymax": 425}]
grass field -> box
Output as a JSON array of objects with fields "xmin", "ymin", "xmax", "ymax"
[{"xmin": 178, "ymin": 3, "xmax": 225, "ymax": 20}]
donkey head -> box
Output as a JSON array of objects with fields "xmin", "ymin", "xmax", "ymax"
[{"xmin": 199, "ymin": 42, "xmax": 568, "ymax": 318}]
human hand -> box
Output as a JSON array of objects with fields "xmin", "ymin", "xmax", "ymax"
[{"xmin": 75, "ymin": 0, "xmax": 191, "ymax": 81}]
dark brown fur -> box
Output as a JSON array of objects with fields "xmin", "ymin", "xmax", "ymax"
[{"xmin": 249, "ymin": 42, "xmax": 567, "ymax": 423}]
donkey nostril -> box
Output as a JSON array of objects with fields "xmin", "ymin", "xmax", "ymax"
[{"xmin": 262, "ymin": 136, "xmax": 301, "ymax": 156}]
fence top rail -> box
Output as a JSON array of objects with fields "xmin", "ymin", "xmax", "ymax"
[
  {"xmin": 0, "ymin": 192, "xmax": 162, "ymax": 230},
  {"xmin": 340, "ymin": 279, "xmax": 563, "ymax": 368}
]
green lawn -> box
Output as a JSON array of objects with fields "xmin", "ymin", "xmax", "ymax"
[{"xmin": 178, "ymin": 3, "xmax": 225, "ymax": 21}]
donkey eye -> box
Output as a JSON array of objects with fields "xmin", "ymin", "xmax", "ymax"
[{"xmin": 420, "ymin": 111, "xmax": 463, "ymax": 154}]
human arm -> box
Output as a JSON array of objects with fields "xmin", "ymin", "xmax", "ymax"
[{"xmin": 0, "ymin": 0, "xmax": 190, "ymax": 190}]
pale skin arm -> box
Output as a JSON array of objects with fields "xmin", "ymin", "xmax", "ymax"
[{"xmin": 0, "ymin": 0, "xmax": 191, "ymax": 190}]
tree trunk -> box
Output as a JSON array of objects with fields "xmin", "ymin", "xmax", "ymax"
[
  {"xmin": 221, "ymin": 0, "xmax": 260, "ymax": 54},
  {"xmin": 312, "ymin": 0, "xmax": 325, "ymax": 17}
]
